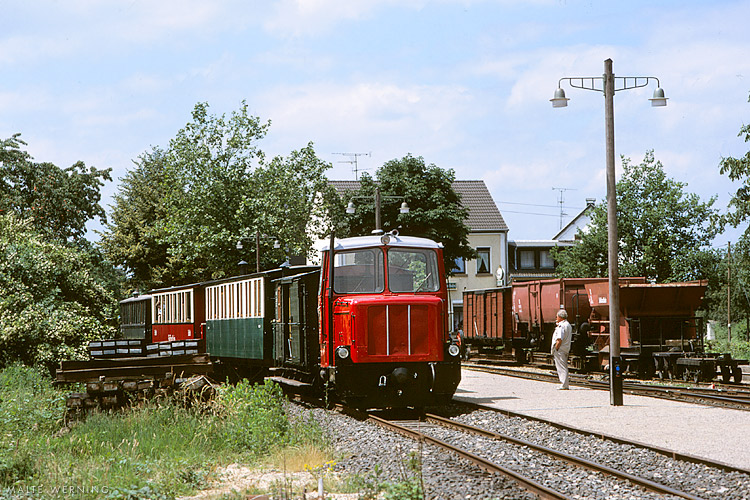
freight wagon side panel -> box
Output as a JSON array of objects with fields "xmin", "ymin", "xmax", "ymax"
[{"xmin": 462, "ymin": 292, "xmax": 473, "ymax": 338}]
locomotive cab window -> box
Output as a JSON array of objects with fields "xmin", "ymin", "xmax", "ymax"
[
  {"xmin": 333, "ymin": 248, "xmax": 385, "ymax": 294},
  {"xmin": 387, "ymin": 248, "xmax": 440, "ymax": 293}
]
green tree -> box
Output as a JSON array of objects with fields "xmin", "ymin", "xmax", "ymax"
[
  {"xmin": 719, "ymin": 91, "xmax": 750, "ymax": 241},
  {"xmin": 98, "ymin": 147, "xmax": 173, "ymax": 291},
  {"xmin": 716, "ymin": 90, "xmax": 750, "ymax": 335},
  {"xmin": 247, "ymin": 142, "xmax": 336, "ymax": 264},
  {"xmin": 0, "ymin": 214, "xmax": 118, "ymax": 370},
  {"xmin": 0, "ymin": 134, "xmax": 112, "ymax": 241},
  {"xmin": 102, "ymin": 102, "xmax": 333, "ymax": 286},
  {"xmin": 554, "ymin": 150, "xmax": 721, "ymax": 282},
  {"xmin": 159, "ymin": 101, "xmax": 270, "ymax": 282},
  {"xmin": 338, "ymin": 154, "xmax": 475, "ymax": 273}
]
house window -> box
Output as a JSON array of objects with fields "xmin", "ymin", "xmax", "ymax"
[
  {"xmin": 452, "ymin": 257, "xmax": 466, "ymax": 274},
  {"xmin": 476, "ymin": 248, "xmax": 491, "ymax": 274},
  {"xmin": 540, "ymin": 250, "xmax": 555, "ymax": 269},
  {"xmin": 520, "ymin": 250, "xmax": 535, "ymax": 269}
]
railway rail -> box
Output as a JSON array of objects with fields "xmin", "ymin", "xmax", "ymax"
[
  {"xmin": 286, "ymin": 380, "xmax": 750, "ymax": 499},
  {"xmin": 463, "ymin": 362, "xmax": 750, "ymax": 410},
  {"xmin": 359, "ymin": 408, "xmax": 718, "ymax": 499}
]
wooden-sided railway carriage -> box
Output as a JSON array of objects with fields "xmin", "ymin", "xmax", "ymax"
[{"xmin": 61, "ymin": 232, "xmax": 462, "ymax": 410}]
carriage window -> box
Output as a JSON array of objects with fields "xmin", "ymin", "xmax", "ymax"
[
  {"xmin": 388, "ymin": 249, "xmax": 440, "ymax": 293},
  {"xmin": 333, "ymin": 248, "xmax": 385, "ymax": 293}
]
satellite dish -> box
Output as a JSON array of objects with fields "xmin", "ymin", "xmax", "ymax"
[{"xmin": 495, "ymin": 266, "xmax": 505, "ymax": 286}]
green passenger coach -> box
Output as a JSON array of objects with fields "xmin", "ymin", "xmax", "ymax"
[{"xmin": 205, "ymin": 275, "xmax": 269, "ymax": 360}]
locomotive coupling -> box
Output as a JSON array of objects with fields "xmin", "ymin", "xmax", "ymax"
[{"xmin": 391, "ymin": 367, "xmax": 412, "ymax": 385}]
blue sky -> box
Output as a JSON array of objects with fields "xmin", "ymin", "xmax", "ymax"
[{"xmin": 2, "ymin": 0, "xmax": 749, "ymax": 246}]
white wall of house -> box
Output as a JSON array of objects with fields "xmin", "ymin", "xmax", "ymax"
[{"xmin": 446, "ymin": 230, "xmax": 508, "ymax": 332}]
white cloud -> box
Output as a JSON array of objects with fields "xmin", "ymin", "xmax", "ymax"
[{"xmin": 258, "ymin": 80, "xmax": 475, "ymax": 152}]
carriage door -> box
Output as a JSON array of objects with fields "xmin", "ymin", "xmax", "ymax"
[
  {"xmin": 273, "ymin": 282, "xmax": 289, "ymax": 363},
  {"xmin": 288, "ymin": 280, "xmax": 303, "ymax": 365}
]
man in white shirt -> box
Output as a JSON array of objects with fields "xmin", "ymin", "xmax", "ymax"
[{"xmin": 551, "ymin": 309, "xmax": 573, "ymax": 390}]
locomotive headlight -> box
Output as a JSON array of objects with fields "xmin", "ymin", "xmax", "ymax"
[
  {"xmin": 448, "ymin": 344, "xmax": 460, "ymax": 357},
  {"xmin": 336, "ymin": 346, "xmax": 350, "ymax": 359}
]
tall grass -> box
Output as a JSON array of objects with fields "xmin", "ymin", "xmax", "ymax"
[{"xmin": 0, "ymin": 366, "xmax": 331, "ymax": 499}]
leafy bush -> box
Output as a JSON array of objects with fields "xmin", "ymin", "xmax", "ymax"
[
  {"xmin": 216, "ymin": 379, "xmax": 289, "ymax": 456},
  {"xmin": 0, "ymin": 364, "xmax": 66, "ymax": 490},
  {"xmin": 705, "ymin": 322, "xmax": 750, "ymax": 361},
  {"xmin": 0, "ymin": 214, "xmax": 118, "ymax": 370}
]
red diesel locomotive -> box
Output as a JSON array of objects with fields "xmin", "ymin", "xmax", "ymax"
[{"xmin": 270, "ymin": 232, "xmax": 462, "ymax": 408}]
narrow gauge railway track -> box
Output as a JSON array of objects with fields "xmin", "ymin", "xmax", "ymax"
[
  {"xmin": 284, "ymin": 395, "xmax": 748, "ymax": 499},
  {"xmin": 461, "ymin": 401, "xmax": 750, "ymax": 477},
  {"xmin": 364, "ymin": 410, "xmax": 703, "ymax": 500},
  {"xmin": 463, "ymin": 363, "xmax": 750, "ymax": 410},
  {"xmin": 447, "ymin": 402, "xmax": 750, "ymax": 499}
]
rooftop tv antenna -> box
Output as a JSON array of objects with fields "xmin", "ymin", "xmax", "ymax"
[
  {"xmin": 552, "ymin": 186, "xmax": 576, "ymax": 229},
  {"xmin": 333, "ymin": 152, "xmax": 371, "ymax": 180}
]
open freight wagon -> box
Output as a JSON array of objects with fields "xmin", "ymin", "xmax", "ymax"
[{"xmin": 463, "ymin": 278, "xmax": 746, "ymax": 382}]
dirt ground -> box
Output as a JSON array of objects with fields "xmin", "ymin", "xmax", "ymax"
[{"xmin": 178, "ymin": 464, "xmax": 361, "ymax": 500}]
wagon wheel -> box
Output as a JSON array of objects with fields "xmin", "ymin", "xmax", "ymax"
[
  {"xmin": 721, "ymin": 364, "xmax": 732, "ymax": 384},
  {"xmin": 733, "ymin": 365, "xmax": 743, "ymax": 384},
  {"xmin": 692, "ymin": 371, "xmax": 701, "ymax": 384},
  {"xmin": 681, "ymin": 369, "xmax": 690, "ymax": 382}
]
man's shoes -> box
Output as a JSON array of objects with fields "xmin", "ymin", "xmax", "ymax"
[{"xmin": 558, "ymin": 386, "xmax": 569, "ymax": 390}]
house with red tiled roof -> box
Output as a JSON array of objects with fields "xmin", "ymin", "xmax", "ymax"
[{"xmin": 329, "ymin": 180, "xmax": 508, "ymax": 331}]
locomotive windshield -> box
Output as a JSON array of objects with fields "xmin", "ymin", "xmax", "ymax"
[
  {"xmin": 332, "ymin": 246, "xmax": 440, "ymax": 294},
  {"xmin": 387, "ymin": 248, "xmax": 440, "ymax": 293},
  {"xmin": 333, "ymin": 248, "xmax": 385, "ymax": 293}
]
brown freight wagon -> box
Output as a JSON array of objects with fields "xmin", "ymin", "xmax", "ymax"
[
  {"xmin": 462, "ymin": 278, "xmax": 746, "ymax": 382},
  {"xmin": 462, "ymin": 287, "xmax": 515, "ymax": 359}
]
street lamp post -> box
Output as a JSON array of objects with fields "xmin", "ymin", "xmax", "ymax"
[
  {"xmin": 346, "ymin": 186, "xmax": 410, "ymax": 234},
  {"xmin": 237, "ymin": 231, "xmax": 281, "ymax": 273},
  {"xmin": 552, "ymin": 58, "xmax": 667, "ymax": 406}
]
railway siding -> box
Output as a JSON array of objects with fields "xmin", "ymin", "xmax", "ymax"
[{"xmin": 455, "ymin": 368, "xmax": 750, "ymax": 473}]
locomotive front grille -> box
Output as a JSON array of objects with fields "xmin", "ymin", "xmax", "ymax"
[{"xmin": 366, "ymin": 303, "xmax": 430, "ymax": 356}]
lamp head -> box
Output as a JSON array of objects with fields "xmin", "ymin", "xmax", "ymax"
[
  {"xmin": 345, "ymin": 201, "xmax": 356, "ymax": 214},
  {"xmin": 649, "ymin": 87, "xmax": 668, "ymax": 107},
  {"xmin": 551, "ymin": 87, "xmax": 569, "ymax": 108},
  {"xmin": 399, "ymin": 201, "xmax": 410, "ymax": 214}
]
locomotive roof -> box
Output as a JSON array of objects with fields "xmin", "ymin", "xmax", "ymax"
[{"xmin": 320, "ymin": 234, "xmax": 443, "ymax": 251}]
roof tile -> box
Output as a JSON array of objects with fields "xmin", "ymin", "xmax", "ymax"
[{"xmin": 329, "ymin": 179, "xmax": 507, "ymax": 232}]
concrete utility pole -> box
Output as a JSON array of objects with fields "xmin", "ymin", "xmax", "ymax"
[{"xmin": 551, "ymin": 58, "xmax": 667, "ymax": 406}]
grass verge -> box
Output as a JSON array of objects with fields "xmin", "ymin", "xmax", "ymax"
[{"xmin": 0, "ymin": 366, "xmax": 333, "ymax": 499}]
